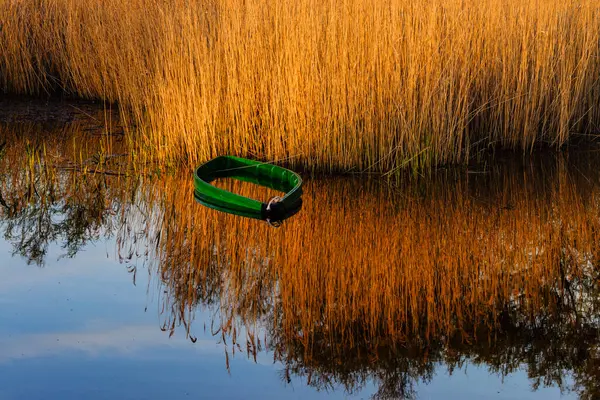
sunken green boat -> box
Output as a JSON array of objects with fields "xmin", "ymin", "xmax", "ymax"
[{"xmin": 193, "ymin": 156, "xmax": 303, "ymax": 222}]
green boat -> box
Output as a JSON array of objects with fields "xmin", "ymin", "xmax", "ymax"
[{"xmin": 193, "ymin": 156, "xmax": 303, "ymax": 223}]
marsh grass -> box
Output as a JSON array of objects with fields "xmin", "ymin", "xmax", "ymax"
[{"xmin": 1, "ymin": 0, "xmax": 600, "ymax": 173}]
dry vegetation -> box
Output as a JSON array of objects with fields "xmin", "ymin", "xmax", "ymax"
[{"xmin": 1, "ymin": 0, "xmax": 600, "ymax": 172}]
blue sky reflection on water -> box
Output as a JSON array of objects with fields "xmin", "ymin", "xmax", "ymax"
[
  {"xmin": 0, "ymin": 234, "xmax": 574, "ymax": 400},
  {"xmin": 0, "ymin": 237, "xmax": 374, "ymax": 400}
]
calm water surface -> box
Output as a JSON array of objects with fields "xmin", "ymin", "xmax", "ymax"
[{"xmin": 0, "ymin": 104, "xmax": 598, "ymax": 399}]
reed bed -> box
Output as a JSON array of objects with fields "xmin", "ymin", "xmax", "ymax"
[{"xmin": 1, "ymin": 0, "xmax": 600, "ymax": 172}]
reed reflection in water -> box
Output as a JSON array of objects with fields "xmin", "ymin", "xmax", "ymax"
[{"xmin": 0, "ymin": 124, "xmax": 599, "ymax": 399}]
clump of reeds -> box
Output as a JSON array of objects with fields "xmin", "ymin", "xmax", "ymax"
[{"xmin": 1, "ymin": 0, "xmax": 600, "ymax": 172}]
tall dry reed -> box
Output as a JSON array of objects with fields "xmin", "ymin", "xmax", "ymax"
[{"xmin": 1, "ymin": 0, "xmax": 600, "ymax": 172}]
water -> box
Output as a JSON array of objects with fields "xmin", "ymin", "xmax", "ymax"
[{"xmin": 0, "ymin": 102, "xmax": 598, "ymax": 399}]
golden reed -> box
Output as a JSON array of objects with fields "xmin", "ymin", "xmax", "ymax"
[{"xmin": 1, "ymin": 0, "xmax": 600, "ymax": 172}]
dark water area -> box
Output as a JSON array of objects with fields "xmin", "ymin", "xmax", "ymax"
[{"xmin": 0, "ymin": 103, "xmax": 599, "ymax": 399}]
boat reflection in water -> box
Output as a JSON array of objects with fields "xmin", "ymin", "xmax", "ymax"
[{"xmin": 1, "ymin": 122, "xmax": 599, "ymax": 399}]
